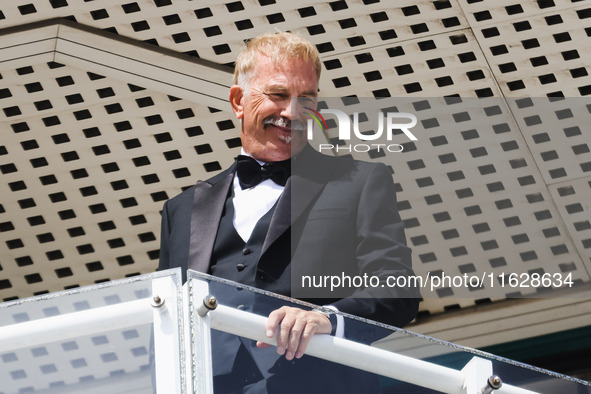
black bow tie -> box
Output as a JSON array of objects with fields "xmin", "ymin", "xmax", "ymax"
[{"xmin": 236, "ymin": 155, "xmax": 291, "ymax": 189}]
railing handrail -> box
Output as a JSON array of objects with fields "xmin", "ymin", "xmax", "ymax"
[
  {"xmin": 0, "ymin": 298, "xmax": 153, "ymax": 353},
  {"xmin": 207, "ymin": 303, "xmax": 539, "ymax": 394}
]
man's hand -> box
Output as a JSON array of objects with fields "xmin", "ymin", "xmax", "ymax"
[{"xmin": 256, "ymin": 306, "xmax": 332, "ymax": 360}]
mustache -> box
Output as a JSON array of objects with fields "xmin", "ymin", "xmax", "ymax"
[{"xmin": 262, "ymin": 116, "xmax": 306, "ymax": 131}]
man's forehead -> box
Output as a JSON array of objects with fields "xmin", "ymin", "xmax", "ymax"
[{"xmin": 260, "ymin": 78, "xmax": 318, "ymax": 95}]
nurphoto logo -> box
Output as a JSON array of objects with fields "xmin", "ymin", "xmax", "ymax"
[{"xmin": 304, "ymin": 107, "xmax": 418, "ymax": 153}]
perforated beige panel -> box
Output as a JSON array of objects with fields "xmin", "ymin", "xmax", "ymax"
[
  {"xmin": 0, "ymin": 1, "xmax": 590, "ymax": 319},
  {"xmin": 0, "ymin": 0, "xmax": 471, "ymax": 66},
  {"xmin": 0, "ymin": 59, "xmax": 240, "ymax": 298},
  {"xmin": 469, "ymin": 4, "xmax": 591, "ymax": 97}
]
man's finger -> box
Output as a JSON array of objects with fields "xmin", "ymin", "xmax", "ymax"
[
  {"xmin": 285, "ymin": 317, "xmax": 306, "ymax": 360},
  {"xmin": 265, "ymin": 307, "xmax": 287, "ymax": 338},
  {"xmin": 294, "ymin": 322, "xmax": 318, "ymax": 359},
  {"xmin": 277, "ymin": 312, "xmax": 296, "ymax": 356},
  {"xmin": 256, "ymin": 341, "xmax": 272, "ymax": 348}
]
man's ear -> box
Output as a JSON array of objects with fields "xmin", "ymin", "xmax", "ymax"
[{"xmin": 229, "ymin": 85, "xmax": 244, "ymax": 119}]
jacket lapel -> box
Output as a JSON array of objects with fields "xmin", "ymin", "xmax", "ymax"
[
  {"xmin": 262, "ymin": 146, "xmax": 337, "ymax": 255},
  {"xmin": 189, "ymin": 166, "xmax": 235, "ymax": 273}
]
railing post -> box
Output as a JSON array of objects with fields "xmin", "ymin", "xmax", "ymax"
[
  {"xmin": 152, "ymin": 276, "xmax": 183, "ymax": 394},
  {"xmin": 187, "ymin": 279, "xmax": 215, "ymax": 394},
  {"xmin": 462, "ymin": 356, "xmax": 495, "ymax": 394}
]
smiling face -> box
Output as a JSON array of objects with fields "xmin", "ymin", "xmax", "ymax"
[{"xmin": 229, "ymin": 54, "xmax": 318, "ymax": 162}]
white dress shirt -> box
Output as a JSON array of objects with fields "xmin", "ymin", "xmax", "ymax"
[
  {"xmin": 232, "ymin": 150, "xmax": 344, "ymax": 337},
  {"xmin": 232, "ymin": 153, "xmax": 284, "ymax": 242}
]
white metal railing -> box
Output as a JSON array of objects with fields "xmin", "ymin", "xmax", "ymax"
[
  {"xmin": 0, "ymin": 299, "xmax": 153, "ymax": 353},
  {"xmin": 0, "ymin": 275, "xmax": 183, "ymax": 394},
  {"xmin": 202, "ymin": 302, "xmax": 538, "ymax": 394},
  {"xmin": 0, "ymin": 272, "xmax": 558, "ymax": 394}
]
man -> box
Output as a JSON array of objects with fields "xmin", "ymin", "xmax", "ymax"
[{"xmin": 158, "ymin": 32, "xmax": 419, "ymax": 392}]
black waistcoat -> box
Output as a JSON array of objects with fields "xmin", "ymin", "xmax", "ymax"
[{"xmin": 209, "ymin": 189, "xmax": 277, "ymax": 286}]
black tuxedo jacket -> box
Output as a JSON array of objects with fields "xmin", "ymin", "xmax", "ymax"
[
  {"xmin": 158, "ymin": 146, "xmax": 419, "ymax": 392},
  {"xmin": 158, "ymin": 145, "xmax": 419, "ymax": 328}
]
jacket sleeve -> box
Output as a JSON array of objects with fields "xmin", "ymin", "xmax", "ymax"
[
  {"xmin": 331, "ymin": 162, "xmax": 420, "ymax": 329},
  {"xmin": 157, "ymin": 200, "xmax": 171, "ymax": 272}
]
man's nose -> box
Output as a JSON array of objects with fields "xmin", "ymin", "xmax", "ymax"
[{"xmin": 279, "ymin": 97, "xmax": 295, "ymax": 120}]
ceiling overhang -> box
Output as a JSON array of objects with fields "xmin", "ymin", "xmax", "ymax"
[{"xmin": 0, "ymin": 19, "xmax": 233, "ymax": 110}]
